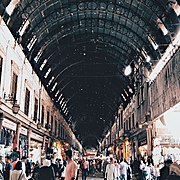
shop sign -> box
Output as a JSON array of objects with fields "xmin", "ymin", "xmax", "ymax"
[
  {"xmin": 31, "ymin": 132, "xmax": 43, "ymax": 142},
  {"xmin": 2, "ymin": 118, "xmax": 16, "ymax": 131},
  {"xmin": 20, "ymin": 127, "xmax": 27, "ymax": 136},
  {"xmin": 138, "ymin": 139, "xmax": 147, "ymax": 146}
]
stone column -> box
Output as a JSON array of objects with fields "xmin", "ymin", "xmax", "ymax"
[
  {"xmin": 27, "ymin": 128, "xmax": 32, "ymax": 158},
  {"xmin": 146, "ymin": 124, "xmax": 152, "ymax": 156},
  {"xmin": 16, "ymin": 122, "xmax": 21, "ymax": 149},
  {"xmin": 42, "ymin": 135, "xmax": 46, "ymax": 157}
]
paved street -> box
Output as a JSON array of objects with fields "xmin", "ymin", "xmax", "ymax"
[
  {"xmin": 78, "ymin": 172, "xmax": 104, "ymax": 180},
  {"xmin": 86, "ymin": 177, "xmax": 103, "ymax": 180}
]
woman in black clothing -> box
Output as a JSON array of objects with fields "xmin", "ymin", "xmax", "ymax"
[{"xmin": 39, "ymin": 159, "xmax": 55, "ymax": 180}]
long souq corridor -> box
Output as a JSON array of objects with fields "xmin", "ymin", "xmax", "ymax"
[{"xmin": 0, "ymin": 0, "xmax": 180, "ymax": 180}]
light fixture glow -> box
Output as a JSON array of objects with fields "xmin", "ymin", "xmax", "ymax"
[
  {"xmin": 124, "ymin": 65, "xmax": 132, "ymax": 76},
  {"xmin": 146, "ymin": 55, "xmax": 151, "ymax": 62}
]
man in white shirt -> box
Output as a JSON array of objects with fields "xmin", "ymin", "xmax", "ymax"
[
  {"xmin": 105, "ymin": 158, "xmax": 116, "ymax": 180},
  {"xmin": 21, "ymin": 156, "xmax": 27, "ymax": 175},
  {"xmin": 119, "ymin": 158, "xmax": 128, "ymax": 180}
]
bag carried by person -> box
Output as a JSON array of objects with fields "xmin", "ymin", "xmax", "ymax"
[{"xmin": 18, "ymin": 171, "xmax": 22, "ymax": 180}]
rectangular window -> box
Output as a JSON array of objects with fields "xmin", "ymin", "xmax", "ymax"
[
  {"xmin": 129, "ymin": 117, "xmax": 131, "ymax": 130},
  {"xmin": 61, "ymin": 126, "xmax": 63, "ymax": 138},
  {"xmin": 137, "ymin": 93, "xmax": 140, "ymax": 106},
  {"xmin": 118, "ymin": 113, "xmax": 121, "ymax": 131},
  {"xmin": 34, "ymin": 98, "xmax": 38, "ymax": 122},
  {"xmin": 121, "ymin": 111, "xmax": 123, "ymax": 129},
  {"xmin": 55, "ymin": 120, "xmax": 57, "ymax": 136},
  {"xmin": 132, "ymin": 113, "xmax": 135, "ymax": 128},
  {"xmin": 47, "ymin": 111, "xmax": 50, "ymax": 125},
  {"xmin": 0, "ymin": 57, "xmax": 3, "ymax": 85},
  {"xmin": 41, "ymin": 106, "xmax": 44, "ymax": 127},
  {"xmin": 58, "ymin": 123, "xmax": 61, "ymax": 137},
  {"xmin": 115, "ymin": 116, "xmax": 118, "ymax": 132},
  {"xmin": 51, "ymin": 115, "xmax": 54, "ymax": 132},
  {"xmin": 11, "ymin": 72, "xmax": 18, "ymax": 100},
  {"xmin": 24, "ymin": 88, "xmax": 30, "ymax": 116},
  {"xmin": 126, "ymin": 121, "xmax": 128, "ymax": 130},
  {"xmin": 141, "ymin": 86, "xmax": 144, "ymax": 102},
  {"xmin": 62, "ymin": 128, "xmax": 64, "ymax": 139}
]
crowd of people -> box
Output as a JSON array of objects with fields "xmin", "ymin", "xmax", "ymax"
[
  {"xmin": 76, "ymin": 155, "xmax": 180, "ymax": 180},
  {"xmin": 0, "ymin": 154, "xmax": 67, "ymax": 180},
  {"xmin": 0, "ymin": 151, "xmax": 180, "ymax": 180}
]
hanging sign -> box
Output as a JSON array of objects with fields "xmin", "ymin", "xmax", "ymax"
[{"xmin": 20, "ymin": 127, "xmax": 28, "ymax": 136}]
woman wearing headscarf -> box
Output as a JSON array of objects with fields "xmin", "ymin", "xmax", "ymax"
[{"xmin": 10, "ymin": 161, "xmax": 27, "ymax": 180}]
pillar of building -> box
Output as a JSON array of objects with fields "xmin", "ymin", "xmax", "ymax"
[
  {"xmin": 27, "ymin": 128, "xmax": 32, "ymax": 158},
  {"xmin": 146, "ymin": 124, "xmax": 152, "ymax": 156},
  {"xmin": 42, "ymin": 135, "xmax": 46, "ymax": 157},
  {"xmin": 16, "ymin": 122, "xmax": 21, "ymax": 149}
]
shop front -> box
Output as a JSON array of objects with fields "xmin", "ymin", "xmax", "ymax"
[
  {"xmin": 129, "ymin": 139, "xmax": 138, "ymax": 161},
  {"xmin": 152, "ymin": 103, "xmax": 180, "ymax": 173},
  {"xmin": 0, "ymin": 118, "xmax": 17, "ymax": 157},
  {"xmin": 29, "ymin": 132, "xmax": 43, "ymax": 164},
  {"xmin": 138, "ymin": 130, "xmax": 148, "ymax": 161},
  {"xmin": 123, "ymin": 136, "xmax": 131, "ymax": 162},
  {"xmin": 52, "ymin": 140, "xmax": 63, "ymax": 159},
  {"xmin": 19, "ymin": 126, "xmax": 28, "ymax": 158}
]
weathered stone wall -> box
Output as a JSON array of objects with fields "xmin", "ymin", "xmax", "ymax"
[{"xmin": 149, "ymin": 50, "xmax": 180, "ymax": 120}]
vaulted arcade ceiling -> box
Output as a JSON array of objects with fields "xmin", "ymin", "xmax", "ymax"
[{"xmin": 0, "ymin": 0, "xmax": 179, "ymax": 147}]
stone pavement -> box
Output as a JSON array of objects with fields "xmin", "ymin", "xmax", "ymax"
[{"xmin": 86, "ymin": 177, "xmax": 103, "ymax": 180}]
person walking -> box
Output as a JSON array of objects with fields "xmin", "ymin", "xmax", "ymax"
[
  {"xmin": 3, "ymin": 156, "xmax": 12, "ymax": 180},
  {"xmin": 103, "ymin": 158, "xmax": 109, "ymax": 179},
  {"xmin": 159, "ymin": 159, "xmax": 172, "ymax": 180},
  {"xmin": 119, "ymin": 158, "xmax": 128, "ymax": 180},
  {"xmin": 82, "ymin": 158, "xmax": 89, "ymax": 180},
  {"xmin": 10, "ymin": 161, "xmax": 27, "ymax": 180},
  {"xmin": 140, "ymin": 160, "xmax": 148, "ymax": 180},
  {"xmin": 132, "ymin": 158, "xmax": 140, "ymax": 179},
  {"xmin": 21, "ymin": 157, "xmax": 26, "ymax": 176},
  {"xmin": 39, "ymin": 159, "xmax": 55, "ymax": 180},
  {"xmin": 125, "ymin": 160, "xmax": 132, "ymax": 180},
  {"xmin": 114, "ymin": 160, "xmax": 120, "ymax": 180},
  {"xmin": 0, "ymin": 156, "xmax": 5, "ymax": 180},
  {"xmin": 65, "ymin": 149, "xmax": 78, "ymax": 180},
  {"xmin": 25, "ymin": 159, "xmax": 31, "ymax": 178},
  {"xmin": 31, "ymin": 161, "xmax": 40, "ymax": 180},
  {"xmin": 105, "ymin": 158, "xmax": 116, "ymax": 180},
  {"xmin": 51, "ymin": 158, "xmax": 59, "ymax": 178},
  {"xmin": 60, "ymin": 160, "xmax": 67, "ymax": 180}
]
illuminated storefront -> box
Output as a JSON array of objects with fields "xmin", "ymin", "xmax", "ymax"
[
  {"xmin": 29, "ymin": 132, "xmax": 43, "ymax": 163},
  {"xmin": 138, "ymin": 130, "xmax": 148, "ymax": 158},
  {"xmin": 52, "ymin": 140, "xmax": 63, "ymax": 159},
  {"xmin": 152, "ymin": 103, "xmax": 180, "ymax": 176},
  {"xmin": 0, "ymin": 118, "xmax": 17, "ymax": 157}
]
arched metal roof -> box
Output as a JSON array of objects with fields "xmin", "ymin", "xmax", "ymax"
[{"xmin": 1, "ymin": 0, "xmax": 179, "ymax": 147}]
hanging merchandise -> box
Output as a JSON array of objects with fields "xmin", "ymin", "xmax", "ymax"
[
  {"xmin": 19, "ymin": 134, "xmax": 28, "ymax": 157},
  {"xmin": 29, "ymin": 140, "xmax": 42, "ymax": 163}
]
